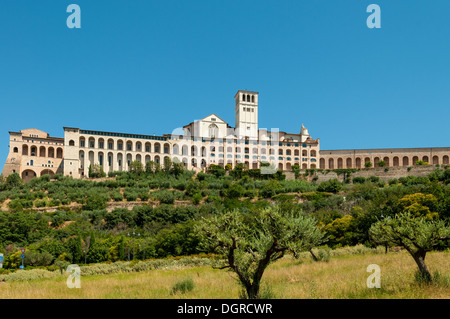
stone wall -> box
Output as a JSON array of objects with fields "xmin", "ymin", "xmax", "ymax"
[{"xmin": 285, "ymin": 165, "xmax": 443, "ymax": 182}]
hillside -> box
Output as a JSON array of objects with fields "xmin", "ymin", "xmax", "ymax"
[{"xmin": 0, "ymin": 163, "xmax": 449, "ymax": 294}]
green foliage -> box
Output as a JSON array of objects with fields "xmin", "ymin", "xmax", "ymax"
[
  {"xmin": 291, "ymin": 164, "xmax": 301, "ymax": 179},
  {"xmin": 6, "ymin": 173, "xmax": 23, "ymax": 188},
  {"xmin": 87, "ymin": 234, "xmax": 108, "ymax": 263},
  {"xmin": 259, "ymin": 180, "xmax": 283, "ymax": 198},
  {"xmin": 207, "ymin": 165, "xmax": 226, "ymax": 178},
  {"xmin": 0, "ymin": 269, "xmax": 59, "ymax": 282},
  {"xmin": 224, "ymin": 183, "xmax": 246, "ymax": 199},
  {"xmin": 324, "ymin": 215, "xmax": 359, "ymax": 248},
  {"xmin": 129, "ymin": 161, "xmax": 144, "ymax": 173},
  {"xmin": 83, "ymin": 195, "xmax": 107, "ymax": 211},
  {"xmin": 192, "ymin": 192, "xmax": 203, "ymax": 205},
  {"xmin": 171, "ymin": 278, "xmax": 195, "ymax": 295},
  {"xmin": 377, "ymin": 160, "xmax": 386, "ymax": 167},
  {"xmin": 68, "ymin": 236, "xmax": 83, "ymax": 264},
  {"xmin": 317, "ymin": 179, "xmax": 342, "ymax": 193},
  {"xmin": 352, "ymin": 177, "xmax": 366, "ymax": 184},
  {"xmin": 388, "ymin": 178, "xmax": 399, "ymax": 185},
  {"xmin": 369, "ymin": 212, "xmax": 450, "ymax": 281},
  {"xmin": 196, "ymin": 206, "xmax": 325, "ymax": 299},
  {"xmin": 152, "ymin": 190, "xmax": 177, "ymax": 204},
  {"xmin": 89, "ymin": 164, "xmax": 106, "ymax": 178},
  {"xmin": 365, "ymin": 161, "xmax": 373, "ymax": 168},
  {"xmin": 24, "ymin": 250, "xmax": 54, "ymax": 267}
]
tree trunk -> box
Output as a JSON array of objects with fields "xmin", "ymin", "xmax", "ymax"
[
  {"xmin": 412, "ymin": 250, "xmax": 432, "ymax": 282},
  {"xmin": 246, "ymin": 283, "xmax": 260, "ymax": 299}
]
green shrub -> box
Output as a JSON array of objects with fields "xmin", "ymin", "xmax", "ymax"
[
  {"xmin": 368, "ymin": 176, "xmax": 380, "ymax": 183},
  {"xmin": 48, "ymin": 199, "xmax": 61, "ymax": 207},
  {"xmin": 24, "ymin": 250, "xmax": 54, "ymax": 266},
  {"xmin": 110, "ymin": 191, "xmax": 123, "ymax": 202},
  {"xmin": 259, "ymin": 180, "xmax": 283, "ymax": 198},
  {"xmin": 352, "ymin": 177, "xmax": 366, "ymax": 184},
  {"xmin": 317, "ymin": 179, "xmax": 342, "ymax": 193},
  {"xmin": 138, "ymin": 191, "xmax": 149, "ymax": 201},
  {"xmin": 388, "ymin": 178, "xmax": 399, "ymax": 185},
  {"xmin": 225, "ymin": 183, "xmax": 245, "ymax": 199},
  {"xmin": 83, "ymin": 195, "xmax": 107, "ymax": 211},
  {"xmin": 192, "ymin": 192, "xmax": 203, "ymax": 205},
  {"xmin": 171, "ymin": 278, "xmax": 195, "ymax": 295},
  {"xmin": 124, "ymin": 191, "xmax": 138, "ymax": 201},
  {"xmin": 0, "ymin": 269, "xmax": 59, "ymax": 282},
  {"xmin": 153, "ymin": 190, "xmax": 176, "ymax": 204}
]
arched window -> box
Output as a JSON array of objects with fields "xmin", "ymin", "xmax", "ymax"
[
  {"xmin": 69, "ymin": 140, "xmax": 75, "ymax": 146},
  {"xmin": 252, "ymin": 95, "xmax": 255, "ymax": 103},
  {"xmin": 247, "ymin": 95, "xmax": 251, "ymax": 102},
  {"xmin": 13, "ymin": 147, "xmax": 18, "ymax": 153}
]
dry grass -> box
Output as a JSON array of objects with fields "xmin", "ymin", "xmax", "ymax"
[{"xmin": 0, "ymin": 251, "xmax": 448, "ymax": 299}]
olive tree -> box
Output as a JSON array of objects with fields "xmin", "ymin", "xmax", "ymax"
[
  {"xmin": 196, "ymin": 206, "xmax": 325, "ymax": 299},
  {"xmin": 129, "ymin": 160, "xmax": 144, "ymax": 173},
  {"xmin": 369, "ymin": 212, "xmax": 450, "ymax": 282}
]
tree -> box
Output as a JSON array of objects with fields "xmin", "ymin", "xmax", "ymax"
[
  {"xmin": 377, "ymin": 160, "xmax": 386, "ymax": 167},
  {"xmin": 6, "ymin": 173, "xmax": 22, "ymax": 188},
  {"xmin": 145, "ymin": 161, "xmax": 155, "ymax": 173},
  {"xmin": 291, "ymin": 164, "xmax": 301, "ymax": 179},
  {"xmin": 129, "ymin": 160, "xmax": 144, "ymax": 173},
  {"xmin": 207, "ymin": 164, "xmax": 226, "ymax": 178},
  {"xmin": 317, "ymin": 179, "xmax": 342, "ymax": 193},
  {"xmin": 86, "ymin": 233, "xmax": 106, "ymax": 263},
  {"xmin": 397, "ymin": 193, "xmax": 438, "ymax": 220},
  {"xmin": 68, "ymin": 236, "xmax": 83, "ymax": 264},
  {"xmin": 164, "ymin": 157, "xmax": 172, "ymax": 173},
  {"xmin": 118, "ymin": 236, "xmax": 125, "ymax": 261},
  {"xmin": 171, "ymin": 162, "xmax": 185, "ymax": 177},
  {"xmin": 196, "ymin": 206, "xmax": 325, "ymax": 299},
  {"xmin": 369, "ymin": 212, "xmax": 450, "ymax": 282},
  {"xmin": 365, "ymin": 161, "xmax": 373, "ymax": 168},
  {"xmin": 83, "ymin": 194, "xmax": 107, "ymax": 211},
  {"xmin": 88, "ymin": 164, "xmax": 106, "ymax": 178}
]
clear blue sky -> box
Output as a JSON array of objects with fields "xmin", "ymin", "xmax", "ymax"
[{"xmin": 1, "ymin": 0, "xmax": 450, "ymax": 172}]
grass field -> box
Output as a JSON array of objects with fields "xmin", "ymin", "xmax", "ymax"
[{"xmin": 0, "ymin": 250, "xmax": 448, "ymax": 299}]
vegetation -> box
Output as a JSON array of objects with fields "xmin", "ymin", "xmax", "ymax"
[
  {"xmin": 0, "ymin": 250, "xmax": 448, "ymax": 298},
  {"xmin": 196, "ymin": 206, "xmax": 324, "ymax": 299},
  {"xmin": 0, "ymin": 163, "xmax": 449, "ymax": 298},
  {"xmin": 369, "ymin": 212, "xmax": 450, "ymax": 282}
]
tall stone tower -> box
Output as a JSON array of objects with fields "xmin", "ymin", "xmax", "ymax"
[{"xmin": 234, "ymin": 90, "xmax": 259, "ymax": 139}]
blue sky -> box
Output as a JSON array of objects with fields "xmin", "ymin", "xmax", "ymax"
[{"xmin": 1, "ymin": 1, "xmax": 449, "ymax": 172}]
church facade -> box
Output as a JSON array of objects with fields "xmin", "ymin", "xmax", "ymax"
[{"xmin": 2, "ymin": 90, "xmax": 449, "ymax": 182}]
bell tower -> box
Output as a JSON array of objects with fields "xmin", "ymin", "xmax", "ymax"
[{"xmin": 234, "ymin": 90, "xmax": 259, "ymax": 138}]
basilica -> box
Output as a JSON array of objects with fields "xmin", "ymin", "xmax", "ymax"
[{"xmin": 2, "ymin": 90, "xmax": 449, "ymax": 182}]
